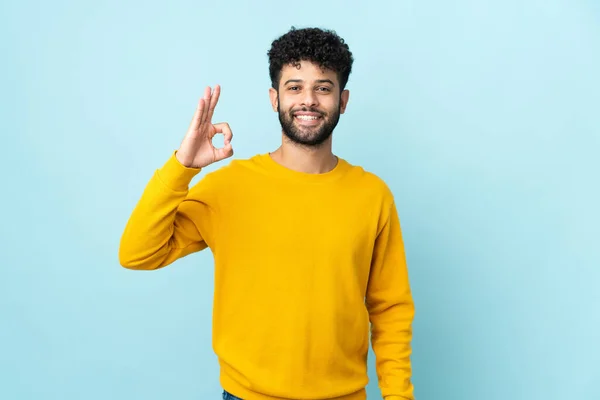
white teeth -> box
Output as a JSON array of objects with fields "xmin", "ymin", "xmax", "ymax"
[{"xmin": 296, "ymin": 115, "xmax": 319, "ymax": 120}]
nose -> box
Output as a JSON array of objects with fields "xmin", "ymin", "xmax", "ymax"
[{"xmin": 300, "ymin": 90, "xmax": 318, "ymax": 108}]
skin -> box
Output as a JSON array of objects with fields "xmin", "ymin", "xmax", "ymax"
[
  {"xmin": 269, "ymin": 61, "xmax": 350, "ymax": 174},
  {"xmin": 176, "ymin": 61, "xmax": 349, "ymax": 175},
  {"xmin": 176, "ymin": 84, "xmax": 233, "ymax": 169}
]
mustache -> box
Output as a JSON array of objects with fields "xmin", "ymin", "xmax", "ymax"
[{"xmin": 289, "ymin": 107, "xmax": 325, "ymax": 116}]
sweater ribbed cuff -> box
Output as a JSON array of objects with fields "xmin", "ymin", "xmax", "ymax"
[{"xmin": 156, "ymin": 151, "xmax": 201, "ymax": 192}]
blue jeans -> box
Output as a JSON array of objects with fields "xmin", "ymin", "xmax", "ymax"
[{"xmin": 222, "ymin": 390, "xmax": 243, "ymax": 400}]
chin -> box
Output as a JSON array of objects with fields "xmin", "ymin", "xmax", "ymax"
[
  {"xmin": 278, "ymin": 109, "xmax": 337, "ymax": 147},
  {"xmin": 283, "ymin": 130, "xmax": 332, "ymax": 147}
]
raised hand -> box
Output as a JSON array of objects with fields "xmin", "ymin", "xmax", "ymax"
[{"xmin": 175, "ymin": 85, "xmax": 233, "ymax": 169}]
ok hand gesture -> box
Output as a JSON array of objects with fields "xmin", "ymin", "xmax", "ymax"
[{"xmin": 176, "ymin": 85, "xmax": 233, "ymax": 169}]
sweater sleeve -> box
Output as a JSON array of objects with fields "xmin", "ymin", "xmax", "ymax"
[
  {"xmin": 118, "ymin": 152, "xmax": 216, "ymax": 270},
  {"xmin": 366, "ymin": 200, "xmax": 415, "ymax": 400}
]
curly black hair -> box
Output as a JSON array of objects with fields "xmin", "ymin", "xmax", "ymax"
[{"xmin": 267, "ymin": 26, "xmax": 354, "ymax": 91}]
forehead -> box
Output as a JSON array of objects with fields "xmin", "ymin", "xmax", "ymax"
[{"xmin": 279, "ymin": 61, "xmax": 339, "ymax": 85}]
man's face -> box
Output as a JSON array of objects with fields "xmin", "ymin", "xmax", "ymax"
[{"xmin": 269, "ymin": 61, "xmax": 349, "ymax": 147}]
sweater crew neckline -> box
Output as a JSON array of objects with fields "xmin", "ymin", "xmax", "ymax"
[{"xmin": 257, "ymin": 152, "xmax": 352, "ymax": 183}]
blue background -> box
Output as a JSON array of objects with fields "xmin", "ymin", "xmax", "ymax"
[{"xmin": 1, "ymin": 0, "xmax": 599, "ymax": 399}]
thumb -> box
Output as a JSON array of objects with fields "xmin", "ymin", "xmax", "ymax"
[{"xmin": 214, "ymin": 142, "xmax": 234, "ymax": 161}]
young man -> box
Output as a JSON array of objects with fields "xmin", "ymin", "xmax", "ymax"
[{"xmin": 119, "ymin": 27, "xmax": 415, "ymax": 400}]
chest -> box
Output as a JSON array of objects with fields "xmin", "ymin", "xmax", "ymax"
[{"xmin": 218, "ymin": 185, "xmax": 380, "ymax": 260}]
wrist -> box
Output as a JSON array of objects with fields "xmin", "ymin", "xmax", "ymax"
[
  {"xmin": 175, "ymin": 150, "xmax": 194, "ymax": 168},
  {"xmin": 158, "ymin": 151, "xmax": 202, "ymax": 192}
]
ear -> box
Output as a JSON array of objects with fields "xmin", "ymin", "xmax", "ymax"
[
  {"xmin": 269, "ymin": 87, "xmax": 279, "ymax": 112},
  {"xmin": 339, "ymin": 89, "xmax": 350, "ymax": 114}
]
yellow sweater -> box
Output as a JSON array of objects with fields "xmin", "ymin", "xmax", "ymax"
[{"xmin": 119, "ymin": 152, "xmax": 415, "ymax": 400}]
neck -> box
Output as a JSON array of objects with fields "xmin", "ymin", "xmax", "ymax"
[{"xmin": 270, "ymin": 134, "xmax": 337, "ymax": 174}]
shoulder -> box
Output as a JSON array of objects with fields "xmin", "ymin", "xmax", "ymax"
[
  {"xmin": 188, "ymin": 154, "xmax": 263, "ymax": 193},
  {"xmin": 342, "ymin": 158, "xmax": 394, "ymax": 200},
  {"xmin": 204, "ymin": 154, "xmax": 264, "ymax": 180}
]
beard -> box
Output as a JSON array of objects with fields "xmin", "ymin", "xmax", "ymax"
[{"xmin": 278, "ymin": 98, "xmax": 341, "ymax": 147}]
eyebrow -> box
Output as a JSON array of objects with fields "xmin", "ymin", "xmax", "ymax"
[{"xmin": 283, "ymin": 79, "xmax": 336, "ymax": 86}]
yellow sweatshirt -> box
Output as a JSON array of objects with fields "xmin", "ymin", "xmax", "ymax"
[{"xmin": 119, "ymin": 152, "xmax": 415, "ymax": 400}]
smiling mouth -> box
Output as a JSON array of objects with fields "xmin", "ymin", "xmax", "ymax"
[
  {"xmin": 293, "ymin": 114, "xmax": 323, "ymax": 127},
  {"xmin": 295, "ymin": 115, "xmax": 321, "ymax": 121}
]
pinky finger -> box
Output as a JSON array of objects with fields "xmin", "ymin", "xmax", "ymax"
[{"xmin": 188, "ymin": 98, "xmax": 205, "ymax": 132}]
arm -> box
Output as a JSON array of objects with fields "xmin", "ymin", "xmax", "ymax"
[
  {"xmin": 119, "ymin": 85, "xmax": 233, "ymax": 270},
  {"xmin": 118, "ymin": 152, "xmax": 214, "ymax": 270},
  {"xmin": 366, "ymin": 200, "xmax": 415, "ymax": 400}
]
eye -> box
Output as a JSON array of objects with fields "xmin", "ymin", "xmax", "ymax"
[
  {"xmin": 317, "ymin": 87, "xmax": 331, "ymax": 92},
  {"xmin": 288, "ymin": 86, "xmax": 300, "ymax": 91}
]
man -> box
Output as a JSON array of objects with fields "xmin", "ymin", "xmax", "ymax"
[{"xmin": 119, "ymin": 27, "xmax": 415, "ymax": 400}]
